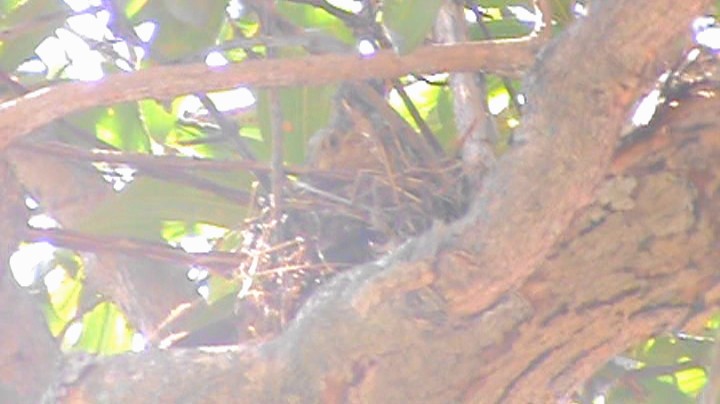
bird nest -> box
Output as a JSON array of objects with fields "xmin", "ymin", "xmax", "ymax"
[{"xmin": 213, "ymin": 84, "xmax": 470, "ymax": 342}]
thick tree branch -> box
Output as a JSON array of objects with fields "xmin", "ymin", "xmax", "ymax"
[
  {"xmin": 57, "ymin": 0, "xmax": 715, "ymax": 402},
  {"xmin": 433, "ymin": 0, "xmax": 709, "ymax": 315}
]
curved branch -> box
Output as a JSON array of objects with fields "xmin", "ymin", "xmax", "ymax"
[{"xmin": 0, "ymin": 39, "xmax": 539, "ymax": 150}]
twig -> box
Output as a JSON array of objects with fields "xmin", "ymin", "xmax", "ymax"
[
  {"xmin": 13, "ymin": 141, "xmax": 254, "ymax": 203},
  {"xmin": 260, "ymin": 5, "xmax": 287, "ymax": 243},
  {"xmin": 15, "ymin": 140, "xmax": 269, "ymax": 172},
  {"xmin": 535, "ymin": 0, "xmax": 554, "ymax": 41},
  {"xmin": 268, "ymin": 87, "xmax": 285, "ymax": 241},
  {"xmin": 23, "ymin": 227, "xmax": 245, "ymax": 277},
  {"xmin": 196, "ymin": 94, "xmax": 272, "ymax": 191},
  {"xmin": 466, "ymin": 3, "xmax": 522, "ymax": 114}
]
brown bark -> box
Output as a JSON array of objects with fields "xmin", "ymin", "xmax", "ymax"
[
  {"xmin": 0, "ymin": 0, "xmax": 716, "ymax": 402},
  {"xmin": 0, "ymin": 157, "xmax": 58, "ymax": 403},
  {"xmin": 63, "ymin": 70, "xmax": 720, "ymax": 403}
]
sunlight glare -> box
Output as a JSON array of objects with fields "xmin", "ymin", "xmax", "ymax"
[
  {"xmin": 9, "ymin": 242, "xmax": 56, "ymax": 287},
  {"xmin": 694, "ymin": 17, "xmax": 720, "ymax": 50},
  {"xmin": 177, "ymin": 96, "xmax": 204, "ymax": 116},
  {"xmin": 112, "ymin": 41, "xmax": 146, "ymax": 70},
  {"xmin": 592, "ymin": 395, "xmax": 606, "ymax": 404},
  {"xmin": 95, "ymin": 163, "xmax": 135, "ymax": 191},
  {"xmin": 507, "ymin": 6, "xmax": 539, "ymax": 25},
  {"xmin": 180, "ymin": 236, "xmax": 213, "ymax": 254},
  {"xmin": 206, "ymin": 51, "xmax": 228, "ymax": 67},
  {"xmin": 464, "ymin": 9, "xmax": 479, "ymax": 23},
  {"xmin": 326, "ymin": 0, "xmax": 362, "ymax": 13},
  {"xmin": 66, "ymin": 13, "xmax": 108, "ymax": 41},
  {"xmin": 17, "ymin": 59, "xmax": 47, "ymax": 74},
  {"xmin": 573, "ymin": 2, "xmax": 589, "ymax": 17},
  {"xmin": 198, "ymin": 345, "xmax": 240, "ymax": 353},
  {"xmin": 209, "ymin": 88, "xmax": 256, "ymax": 111},
  {"xmin": 197, "ymin": 282, "xmax": 210, "ymax": 300},
  {"xmin": 35, "ymin": 37, "xmax": 69, "ymax": 74},
  {"xmin": 134, "ymin": 21, "xmax": 157, "ymax": 43},
  {"xmin": 696, "ymin": 26, "xmax": 720, "ymax": 50},
  {"xmin": 488, "ymin": 91, "xmax": 510, "ymax": 115},
  {"xmin": 357, "ymin": 39, "xmax": 376, "ymax": 56},
  {"xmin": 150, "ymin": 141, "xmax": 166, "ymax": 155},
  {"xmin": 43, "ymin": 267, "xmax": 67, "ymax": 293},
  {"xmin": 28, "ymin": 214, "xmax": 61, "ymax": 229},
  {"xmin": 187, "ymin": 266, "xmax": 209, "ymax": 281},
  {"xmin": 227, "ymin": 0, "xmax": 244, "ymax": 19},
  {"xmin": 178, "ymin": 88, "xmax": 256, "ymax": 115},
  {"xmin": 63, "ymin": 322, "xmax": 84, "ymax": 348},
  {"xmin": 114, "ymin": 315, "xmax": 129, "ymax": 335},
  {"xmin": 25, "ymin": 196, "xmax": 40, "ymax": 210},
  {"xmin": 631, "ymin": 89, "xmax": 661, "ymax": 126},
  {"xmin": 131, "ymin": 333, "xmax": 147, "ymax": 352},
  {"xmin": 55, "ymin": 29, "xmax": 105, "ymax": 81},
  {"xmin": 389, "ymin": 80, "xmax": 431, "ymax": 107}
]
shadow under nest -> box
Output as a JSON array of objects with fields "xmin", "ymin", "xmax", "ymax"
[{"xmin": 191, "ymin": 84, "xmax": 472, "ymax": 345}]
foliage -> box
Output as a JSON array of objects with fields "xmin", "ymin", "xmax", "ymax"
[{"xmin": 1, "ymin": 0, "xmax": 719, "ymax": 401}]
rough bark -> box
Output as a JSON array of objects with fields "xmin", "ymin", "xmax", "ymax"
[
  {"xmin": 65, "ymin": 65, "xmax": 720, "ymax": 402},
  {"xmin": 0, "ymin": 0, "xmax": 715, "ymax": 402},
  {"xmin": 67, "ymin": 62, "xmax": 720, "ymax": 404},
  {"xmin": 0, "ymin": 157, "xmax": 58, "ymax": 403}
]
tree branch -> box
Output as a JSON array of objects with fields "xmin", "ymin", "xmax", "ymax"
[
  {"xmin": 0, "ymin": 40, "xmax": 539, "ymax": 149},
  {"xmin": 433, "ymin": 0, "xmax": 709, "ymax": 315},
  {"xmin": 23, "ymin": 227, "xmax": 244, "ymax": 276}
]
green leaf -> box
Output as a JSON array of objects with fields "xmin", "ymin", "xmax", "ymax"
[
  {"xmin": 123, "ymin": 0, "xmax": 228, "ymax": 60},
  {"xmin": 45, "ymin": 269, "xmax": 83, "ymax": 336},
  {"xmin": 96, "ymin": 103, "xmax": 151, "ymax": 152},
  {"xmin": 138, "ymin": 99, "xmax": 178, "ymax": 144},
  {"xmin": 75, "ymin": 302, "xmax": 133, "ymax": 354},
  {"xmin": 641, "ymin": 376, "xmax": 695, "ymax": 404},
  {"xmin": 206, "ymin": 276, "xmax": 238, "ymax": 304},
  {"xmin": 470, "ymin": 18, "xmax": 533, "ymax": 40},
  {"xmin": 277, "ymin": 2, "xmax": 355, "ymax": 45},
  {"xmin": 428, "ymin": 87, "xmax": 457, "ymax": 151},
  {"xmin": 674, "ymin": 366, "xmax": 707, "ymax": 396},
  {"xmin": 65, "ymin": 103, "xmax": 151, "ymax": 151},
  {"xmin": 122, "ymin": 0, "xmax": 150, "ymax": 18},
  {"xmin": 551, "ymin": 0, "xmax": 575, "ymax": 26},
  {"xmin": 75, "ymin": 177, "xmax": 247, "ymax": 241},
  {"xmin": 383, "ymin": 0, "xmax": 443, "ymax": 54},
  {"xmin": 1, "ymin": 0, "xmax": 26, "ymax": 14},
  {"xmin": 162, "ymin": 0, "xmax": 220, "ymax": 28},
  {"xmin": 256, "ymin": 85, "xmax": 336, "ymax": 165},
  {"xmin": 154, "ymin": 96, "xmax": 260, "ymax": 159},
  {"xmin": 388, "ymin": 80, "xmax": 439, "ymax": 128},
  {"xmin": 632, "ymin": 336, "xmax": 708, "ymax": 368},
  {"xmin": 607, "ymin": 376, "xmax": 694, "ymax": 404}
]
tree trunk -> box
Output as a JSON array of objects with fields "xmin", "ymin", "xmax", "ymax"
[{"xmin": 0, "ymin": 0, "xmax": 716, "ymax": 402}]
